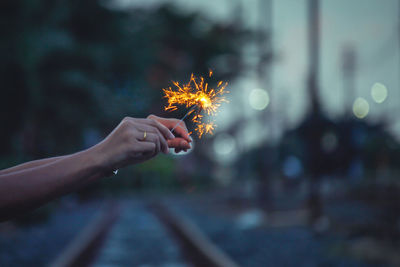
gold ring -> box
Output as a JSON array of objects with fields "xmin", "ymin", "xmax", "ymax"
[{"xmin": 143, "ymin": 131, "xmax": 147, "ymax": 141}]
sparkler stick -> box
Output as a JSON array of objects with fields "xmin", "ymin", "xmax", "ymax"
[
  {"xmin": 170, "ymin": 106, "xmax": 196, "ymax": 133},
  {"xmin": 163, "ymin": 70, "xmax": 229, "ymax": 138}
]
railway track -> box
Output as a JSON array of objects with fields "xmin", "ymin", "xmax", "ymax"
[
  {"xmin": 49, "ymin": 197, "xmax": 379, "ymax": 267},
  {"xmin": 51, "ymin": 199, "xmax": 240, "ymax": 267}
]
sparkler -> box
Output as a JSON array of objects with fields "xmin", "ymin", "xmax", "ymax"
[{"xmin": 163, "ymin": 70, "xmax": 229, "ymax": 138}]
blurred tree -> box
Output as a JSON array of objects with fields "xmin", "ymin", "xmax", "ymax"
[{"xmin": 0, "ymin": 0, "xmax": 248, "ymax": 164}]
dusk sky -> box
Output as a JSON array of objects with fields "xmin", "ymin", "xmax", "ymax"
[{"xmin": 112, "ymin": 0, "xmax": 400, "ymax": 144}]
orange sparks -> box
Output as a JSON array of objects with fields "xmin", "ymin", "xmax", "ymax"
[{"xmin": 163, "ymin": 71, "xmax": 228, "ymax": 138}]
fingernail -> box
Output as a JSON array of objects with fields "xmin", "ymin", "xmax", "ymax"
[{"xmin": 169, "ymin": 132, "xmax": 175, "ymax": 139}]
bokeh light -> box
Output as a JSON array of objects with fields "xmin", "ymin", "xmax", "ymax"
[
  {"xmin": 352, "ymin": 97, "xmax": 369, "ymax": 119},
  {"xmin": 213, "ymin": 133, "xmax": 237, "ymax": 163},
  {"xmin": 248, "ymin": 89, "xmax": 270, "ymax": 110},
  {"xmin": 370, "ymin": 82, "xmax": 388, "ymax": 104},
  {"xmin": 282, "ymin": 156, "xmax": 303, "ymax": 178}
]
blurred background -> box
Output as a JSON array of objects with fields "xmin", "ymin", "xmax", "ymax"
[{"xmin": 1, "ymin": 0, "xmax": 400, "ymax": 266}]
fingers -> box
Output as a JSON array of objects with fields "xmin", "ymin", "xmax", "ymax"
[
  {"xmin": 142, "ymin": 132, "xmax": 162, "ymax": 155},
  {"xmin": 137, "ymin": 124, "xmax": 169, "ymax": 154},
  {"xmin": 143, "ymin": 118, "xmax": 175, "ymax": 141},
  {"xmin": 168, "ymin": 138, "xmax": 191, "ymax": 150},
  {"xmin": 123, "ymin": 116, "xmax": 193, "ymax": 157},
  {"xmin": 139, "ymin": 142, "xmax": 157, "ymax": 161},
  {"xmin": 143, "ymin": 117, "xmax": 192, "ymax": 154},
  {"xmin": 124, "ymin": 117, "xmax": 169, "ymax": 154},
  {"xmin": 140, "ymin": 132, "xmax": 190, "ymax": 155},
  {"xmin": 169, "ymin": 138, "xmax": 191, "ymax": 154},
  {"xmin": 147, "ymin": 115, "xmax": 191, "ymax": 143},
  {"xmin": 172, "ymin": 123, "xmax": 192, "ymax": 143}
]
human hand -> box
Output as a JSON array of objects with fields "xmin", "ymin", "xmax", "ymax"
[
  {"xmin": 95, "ymin": 117, "xmax": 175, "ymax": 172},
  {"xmin": 147, "ymin": 114, "xmax": 192, "ymax": 153}
]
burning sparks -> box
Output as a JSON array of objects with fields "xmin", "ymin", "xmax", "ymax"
[{"xmin": 163, "ymin": 71, "xmax": 228, "ymax": 138}]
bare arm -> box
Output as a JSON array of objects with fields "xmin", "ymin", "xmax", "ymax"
[
  {"xmin": 0, "ymin": 156, "xmax": 66, "ymax": 175},
  {"xmin": 0, "ymin": 148, "xmax": 103, "ymax": 221},
  {"xmin": 0, "ymin": 116, "xmax": 191, "ymax": 221}
]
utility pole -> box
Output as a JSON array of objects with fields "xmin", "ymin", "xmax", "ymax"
[
  {"xmin": 341, "ymin": 45, "xmax": 357, "ymax": 115},
  {"xmin": 306, "ymin": 0, "xmax": 324, "ymax": 226},
  {"xmin": 308, "ymin": 0, "xmax": 321, "ymax": 114}
]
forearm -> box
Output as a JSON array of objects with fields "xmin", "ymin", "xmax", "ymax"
[
  {"xmin": 0, "ymin": 156, "xmax": 67, "ymax": 175},
  {"xmin": 0, "ymin": 146, "xmax": 105, "ymax": 221},
  {"xmin": 0, "ymin": 115, "xmax": 191, "ymax": 221}
]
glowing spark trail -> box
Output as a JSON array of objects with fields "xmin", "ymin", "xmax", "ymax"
[{"xmin": 163, "ymin": 71, "xmax": 229, "ymax": 138}]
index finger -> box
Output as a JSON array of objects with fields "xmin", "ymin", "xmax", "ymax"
[
  {"xmin": 145, "ymin": 118, "xmax": 175, "ymax": 141},
  {"xmin": 171, "ymin": 123, "xmax": 191, "ymax": 143},
  {"xmin": 146, "ymin": 115, "xmax": 191, "ymax": 143}
]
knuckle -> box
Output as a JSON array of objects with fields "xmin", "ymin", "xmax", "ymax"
[
  {"xmin": 122, "ymin": 116, "xmax": 132, "ymax": 122},
  {"xmin": 144, "ymin": 118, "xmax": 153, "ymax": 125},
  {"xmin": 120, "ymin": 120, "xmax": 131, "ymax": 131},
  {"xmin": 148, "ymin": 119, "xmax": 157, "ymax": 127}
]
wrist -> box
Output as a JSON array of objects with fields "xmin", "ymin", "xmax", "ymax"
[{"xmin": 85, "ymin": 143, "xmax": 110, "ymax": 178}]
